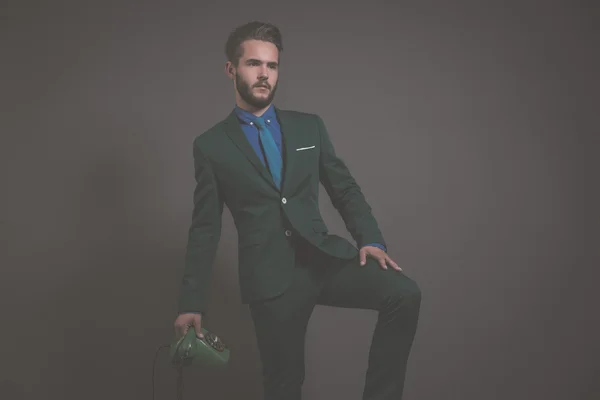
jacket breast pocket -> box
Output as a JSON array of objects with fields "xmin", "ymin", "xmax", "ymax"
[{"xmin": 296, "ymin": 146, "xmax": 318, "ymax": 162}]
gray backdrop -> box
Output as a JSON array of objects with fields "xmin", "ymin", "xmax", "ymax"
[{"xmin": 1, "ymin": 1, "xmax": 597, "ymax": 399}]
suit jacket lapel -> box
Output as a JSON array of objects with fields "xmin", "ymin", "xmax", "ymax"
[
  {"xmin": 223, "ymin": 110, "xmax": 278, "ymax": 190},
  {"xmin": 274, "ymin": 107, "xmax": 302, "ymax": 195},
  {"xmin": 223, "ymin": 106, "xmax": 303, "ymax": 193}
]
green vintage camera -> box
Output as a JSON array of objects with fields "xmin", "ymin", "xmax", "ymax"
[{"xmin": 169, "ymin": 326, "xmax": 230, "ymax": 368}]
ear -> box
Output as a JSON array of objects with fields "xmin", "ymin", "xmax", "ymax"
[{"xmin": 224, "ymin": 61, "xmax": 234, "ymax": 79}]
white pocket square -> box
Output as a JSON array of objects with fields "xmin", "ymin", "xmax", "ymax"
[{"xmin": 296, "ymin": 145, "xmax": 315, "ymax": 151}]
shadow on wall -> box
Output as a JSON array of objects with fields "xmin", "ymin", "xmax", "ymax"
[{"xmin": 41, "ymin": 152, "xmax": 263, "ymax": 399}]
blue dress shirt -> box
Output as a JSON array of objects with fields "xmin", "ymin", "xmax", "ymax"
[{"xmin": 233, "ymin": 105, "xmax": 386, "ymax": 253}]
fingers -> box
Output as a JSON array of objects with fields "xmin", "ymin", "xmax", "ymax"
[
  {"xmin": 369, "ymin": 254, "xmax": 402, "ymax": 272},
  {"xmin": 380, "ymin": 256, "xmax": 402, "ymax": 271},
  {"xmin": 387, "ymin": 256, "xmax": 402, "ymax": 271},
  {"xmin": 360, "ymin": 248, "xmax": 403, "ymax": 272},
  {"xmin": 194, "ymin": 315, "xmax": 204, "ymax": 339},
  {"xmin": 359, "ymin": 248, "xmax": 367, "ymax": 266},
  {"xmin": 174, "ymin": 314, "xmax": 204, "ymax": 339}
]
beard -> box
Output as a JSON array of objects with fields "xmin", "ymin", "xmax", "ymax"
[{"xmin": 235, "ymin": 72, "xmax": 278, "ymax": 109}]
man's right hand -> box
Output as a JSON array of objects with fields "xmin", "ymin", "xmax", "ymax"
[{"xmin": 174, "ymin": 313, "xmax": 204, "ymax": 340}]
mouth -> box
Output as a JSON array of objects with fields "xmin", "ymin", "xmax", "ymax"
[{"xmin": 255, "ymin": 85, "xmax": 269, "ymax": 90}]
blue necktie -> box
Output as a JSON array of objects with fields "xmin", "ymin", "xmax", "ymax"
[{"xmin": 254, "ymin": 116, "xmax": 282, "ymax": 189}]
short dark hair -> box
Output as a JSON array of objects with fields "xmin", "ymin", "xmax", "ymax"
[{"xmin": 225, "ymin": 21, "xmax": 283, "ymax": 66}]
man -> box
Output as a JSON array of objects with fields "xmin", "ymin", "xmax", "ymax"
[{"xmin": 174, "ymin": 21, "xmax": 421, "ymax": 400}]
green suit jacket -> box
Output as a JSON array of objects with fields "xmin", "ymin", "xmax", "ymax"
[{"xmin": 178, "ymin": 107, "xmax": 386, "ymax": 315}]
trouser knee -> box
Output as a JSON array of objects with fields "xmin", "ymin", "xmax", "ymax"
[{"xmin": 382, "ymin": 277, "xmax": 421, "ymax": 311}]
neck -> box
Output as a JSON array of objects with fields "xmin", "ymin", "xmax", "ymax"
[{"xmin": 235, "ymin": 96, "xmax": 271, "ymax": 117}]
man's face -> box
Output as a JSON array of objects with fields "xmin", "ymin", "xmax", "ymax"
[{"xmin": 229, "ymin": 40, "xmax": 279, "ymax": 110}]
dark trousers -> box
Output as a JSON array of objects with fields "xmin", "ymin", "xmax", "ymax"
[{"xmin": 249, "ymin": 238, "xmax": 422, "ymax": 400}]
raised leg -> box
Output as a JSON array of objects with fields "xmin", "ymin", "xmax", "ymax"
[{"xmin": 317, "ymin": 256, "xmax": 422, "ymax": 400}]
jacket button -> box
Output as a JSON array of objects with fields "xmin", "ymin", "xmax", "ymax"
[
  {"xmin": 281, "ymin": 198, "xmax": 287, "ymax": 204},
  {"xmin": 284, "ymin": 230, "xmax": 292, "ymax": 237}
]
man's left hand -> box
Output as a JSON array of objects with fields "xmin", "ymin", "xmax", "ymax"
[{"xmin": 359, "ymin": 246, "xmax": 402, "ymax": 271}]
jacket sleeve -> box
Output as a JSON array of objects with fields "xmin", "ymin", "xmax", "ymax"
[
  {"xmin": 178, "ymin": 137, "xmax": 224, "ymax": 316},
  {"xmin": 316, "ymin": 115, "xmax": 387, "ymax": 250}
]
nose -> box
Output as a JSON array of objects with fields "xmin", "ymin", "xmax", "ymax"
[{"xmin": 258, "ymin": 65, "xmax": 269, "ymax": 79}]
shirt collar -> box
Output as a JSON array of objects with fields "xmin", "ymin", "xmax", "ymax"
[{"xmin": 234, "ymin": 104, "xmax": 277, "ymax": 125}]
